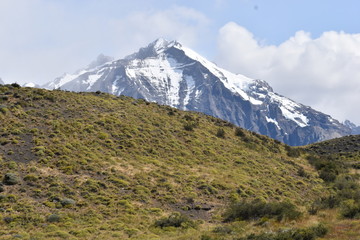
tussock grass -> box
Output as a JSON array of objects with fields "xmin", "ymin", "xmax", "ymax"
[{"xmin": 0, "ymin": 85, "xmax": 336, "ymax": 239}]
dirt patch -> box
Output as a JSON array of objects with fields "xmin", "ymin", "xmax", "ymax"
[{"xmin": 0, "ymin": 134, "xmax": 36, "ymax": 163}]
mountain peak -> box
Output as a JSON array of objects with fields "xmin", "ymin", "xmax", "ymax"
[
  {"xmin": 150, "ymin": 38, "xmax": 182, "ymax": 54},
  {"xmin": 152, "ymin": 38, "xmax": 170, "ymax": 52},
  {"xmin": 344, "ymin": 120, "xmax": 360, "ymax": 134},
  {"xmin": 87, "ymin": 54, "xmax": 114, "ymax": 70},
  {"xmin": 126, "ymin": 38, "xmax": 183, "ymax": 60}
]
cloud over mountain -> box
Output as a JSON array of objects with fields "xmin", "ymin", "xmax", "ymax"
[
  {"xmin": 0, "ymin": 1, "xmax": 208, "ymax": 86},
  {"xmin": 216, "ymin": 22, "xmax": 360, "ymax": 124}
]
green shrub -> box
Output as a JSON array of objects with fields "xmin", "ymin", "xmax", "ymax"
[
  {"xmin": 198, "ymin": 184, "xmax": 218, "ymax": 195},
  {"xmin": 216, "ymin": 128, "xmax": 225, "ymax": 138},
  {"xmin": 155, "ymin": 212, "xmax": 197, "ymax": 229},
  {"xmin": 24, "ymin": 174, "xmax": 38, "ymax": 182},
  {"xmin": 11, "ymin": 83, "xmax": 21, "ymax": 88},
  {"xmin": 0, "ymin": 106, "xmax": 8, "ymax": 114},
  {"xmin": 340, "ymin": 199, "xmax": 360, "ymax": 219},
  {"xmin": 47, "ymin": 214, "xmax": 61, "ymax": 223},
  {"xmin": 309, "ymin": 223, "xmax": 328, "ymax": 237},
  {"xmin": 307, "ymin": 155, "xmax": 346, "ymax": 182},
  {"xmin": 6, "ymin": 194, "xmax": 17, "ymax": 202},
  {"xmin": 3, "ymin": 216, "xmax": 14, "ymax": 224},
  {"xmin": 212, "ymin": 226, "xmax": 232, "ymax": 234},
  {"xmin": 235, "ymin": 127, "xmax": 245, "ymax": 137},
  {"xmin": 60, "ymin": 198, "xmax": 76, "ymax": 207},
  {"xmin": 200, "ymin": 235, "xmax": 213, "ymax": 240},
  {"xmin": 239, "ymin": 223, "xmax": 327, "ymax": 240},
  {"xmin": 319, "ymin": 168, "xmax": 337, "ymax": 182},
  {"xmin": 297, "ymin": 167, "xmax": 309, "ymax": 178},
  {"xmin": 285, "ymin": 145, "xmax": 301, "ymax": 157},
  {"xmin": 224, "ymin": 199, "xmax": 301, "ymax": 222},
  {"xmin": 1, "ymin": 95, "xmax": 9, "ymax": 101},
  {"xmin": 109, "ymin": 177, "xmax": 129, "ymax": 187},
  {"xmin": 183, "ymin": 122, "xmax": 195, "ymax": 131},
  {"xmin": 3, "ymin": 173, "xmax": 20, "ymax": 185}
]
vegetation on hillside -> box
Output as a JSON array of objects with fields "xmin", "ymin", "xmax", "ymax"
[
  {"xmin": 0, "ymin": 84, "xmax": 358, "ymax": 239},
  {"xmin": 304, "ymin": 137, "xmax": 360, "ymax": 219}
]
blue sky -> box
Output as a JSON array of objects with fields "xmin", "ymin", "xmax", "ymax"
[{"xmin": 1, "ymin": 0, "xmax": 360, "ymax": 124}]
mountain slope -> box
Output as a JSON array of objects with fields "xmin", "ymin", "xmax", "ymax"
[
  {"xmin": 43, "ymin": 39, "xmax": 350, "ymax": 146},
  {"xmin": 344, "ymin": 120, "xmax": 360, "ymax": 134},
  {"xmin": 0, "ymin": 85, "xmax": 330, "ymax": 239}
]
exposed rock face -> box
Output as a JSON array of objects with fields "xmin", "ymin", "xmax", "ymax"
[
  {"xmin": 344, "ymin": 120, "xmax": 360, "ymax": 135},
  {"xmin": 44, "ymin": 39, "xmax": 351, "ymax": 146}
]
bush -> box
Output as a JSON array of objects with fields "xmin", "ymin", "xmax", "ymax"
[
  {"xmin": 0, "ymin": 106, "xmax": 8, "ymax": 114},
  {"xmin": 3, "ymin": 216, "xmax": 14, "ymax": 224},
  {"xmin": 47, "ymin": 214, "xmax": 61, "ymax": 223},
  {"xmin": 235, "ymin": 127, "xmax": 245, "ymax": 137},
  {"xmin": 198, "ymin": 184, "xmax": 218, "ymax": 195},
  {"xmin": 201, "ymin": 235, "xmax": 213, "ymax": 240},
  {"xmin": 285, "ymin": 145, "xmax": 301, "ymax": 157},
  {"xmin": 297, "ymin": 167, "xmax": 309, "ymax": 178},
  {"xmin": 155, "ymin": 212, "xmax": 197, "ymax": 229},
  {"xmin": 23, "ymin": 174, "xmax": 38, "ymax": 182},
  {"xmin": 11, "ymin": 83, "xmax": 21, "ymax": 88},
  {"xmin": 212, "ymin": 226, "xmax": 232, "ymax": 234},
  {"xmin": 310, "ymin": 223, "xmax": 328, "ymax": 237},
  {"xmin": 60, "ymin": 198, "xmax": 76, "ymax": 207},
  {"xmin": 239, "ymin": 223, "xmax": 327, "ymax": 240},
  {"xmin": 3, "ymin": 173, "xmax": 20, "ymax": 185},
  {"xmin": 340, "ymin": 199, "xmax": 360, "ymax": 219},
  {"xmin": 224, "ymin": 199, "xmax": 301, "ymax": 222},
  {"xmin": 216, "ymin": 128, "xmax": 225, "ymax": 138},
  {"xmin": 183, "ymin": 122, "xmax": 195, "ymax": 131},
  {"xmin": 307, "ymin": 155, "xmax": 346, "ymax": 182},
  {"xmin": 319, "ymin": 168, "xmax": 337, "ymax": 182}
]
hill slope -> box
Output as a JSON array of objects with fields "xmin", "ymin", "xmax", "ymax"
[
  {"xmin": 43, "ymin": 39, "xmax": 350, "ymax": 146},
  {"xmin": 306, "ymin": 134, "xmax": 360, "ymax": 156},
  {"xmin": 0, "ymin": 85, "xmax": 337, "ymax": 239}
]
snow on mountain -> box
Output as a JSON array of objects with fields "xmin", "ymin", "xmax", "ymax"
[
  {"xmin": 344, "ymin": 120, "xmax": 360, "ymax": 135},
  {"xmin": 0, "ymin": 78, "xmax": 4, "ymax": 85},
  {"xmin": 177, "ymin": 44, "xmax": 262, "ymax": 105},
  {"xmin": 43, "ymin": 38, "xmax": 351, "ymax": 145},
  {"xmin": 44, "ymin": 54, "xmax": 114, "ymax": 90},
  {"xmin": 23, "ymin": 82, "xmax": 40, "ymax": 88},
  {"xmin": 268, "ymin": 92, "xmax": 309, "ymax": 128}
]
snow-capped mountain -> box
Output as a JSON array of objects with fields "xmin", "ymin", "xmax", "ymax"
[
  {"xmin": 23, "ymin": 82, "xmax": 40, "ymax": 88},
  {"xmin": 0, "ymin": 78, "xmax": 4, "ymax": 85},
  {"xmin": 43, "ymin": 38, "xmax": 351, "ymax": 146},
  {"xmin": 344, "ymin": 120, "xmax": 360, "ymax": 135}
]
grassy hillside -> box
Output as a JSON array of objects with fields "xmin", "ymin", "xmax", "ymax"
[
  {"xmin": 302, "ymin": 135, "xmax": 360, "ymax": 239},
  {"xmin": 0, "ymin": 84, "xmax": 348, "ymax": 239},
  {"xmin": 307, "ymin": 135, "xmax": 360, "ymax": 158}
]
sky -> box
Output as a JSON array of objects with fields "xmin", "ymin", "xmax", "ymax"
[{"xmin": 1, "ymin": 0, "xmax": 360, "ymax": 124}]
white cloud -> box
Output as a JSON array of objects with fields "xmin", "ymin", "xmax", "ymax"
[
  {"xmin": 216, "ymin": 22, "xmax": 360, "ymax": 125},
  {"xmin": 110, "ymin": 6, "xmax": 210, "ymax": 57},
  {"xmin": 0, "ymin": 2, "xmax": 209, "ymax": 85}
]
